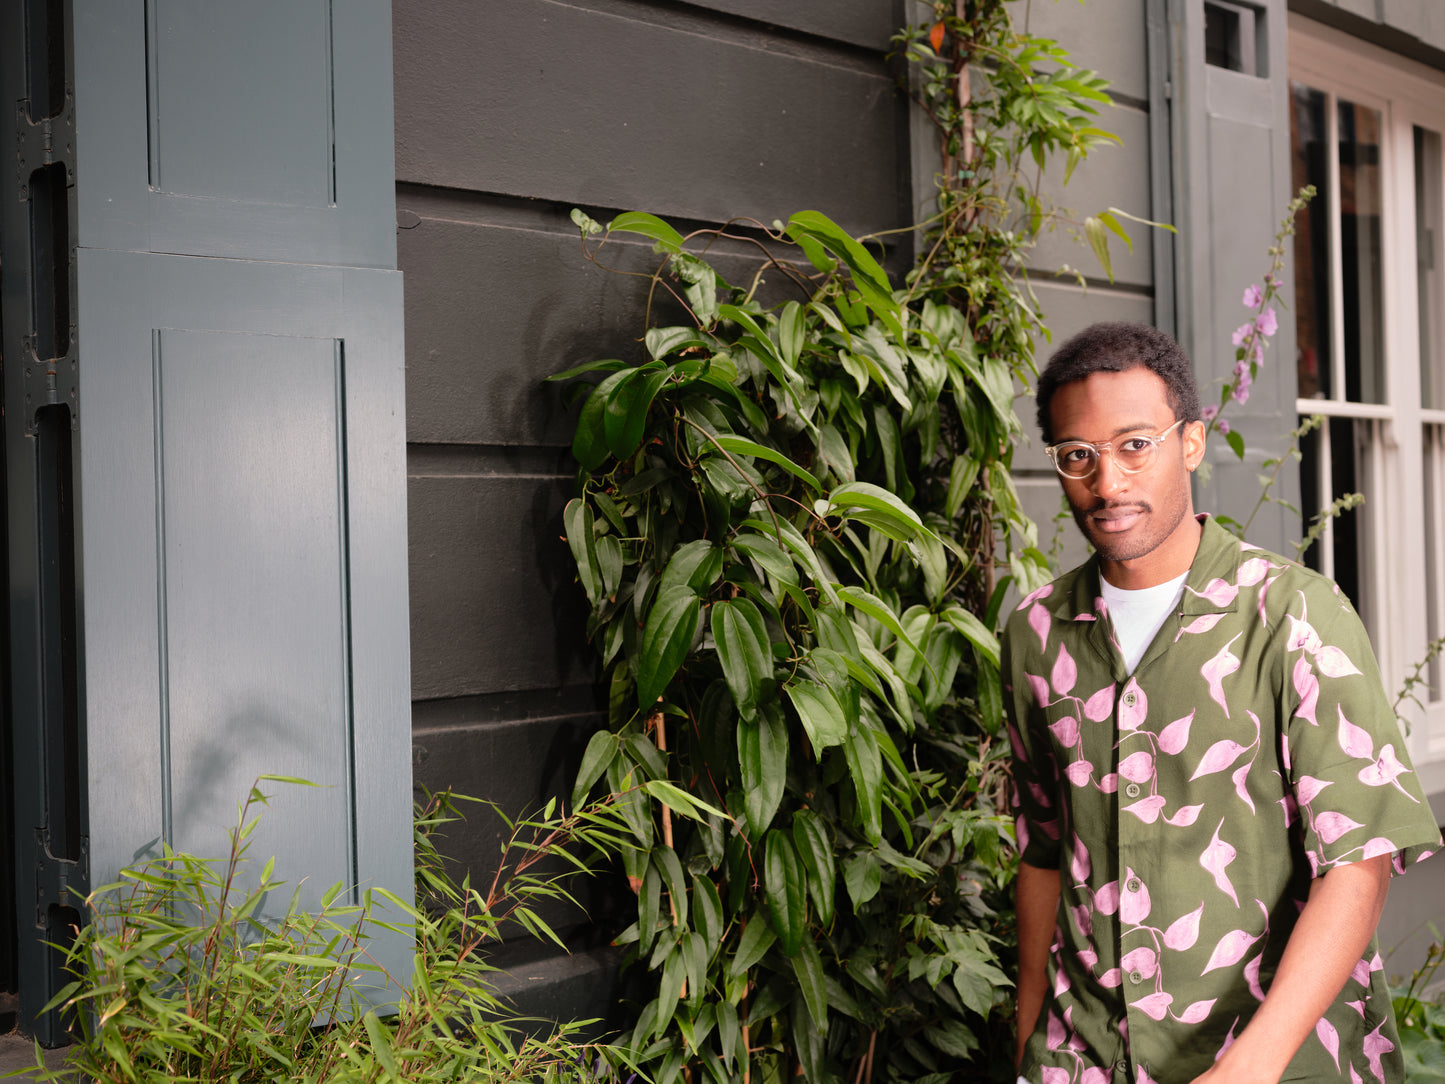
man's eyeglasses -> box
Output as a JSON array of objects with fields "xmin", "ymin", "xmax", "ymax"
[{"xmin": 1045, "ymin": 419, "xmax": 1186, "ymax": 480}]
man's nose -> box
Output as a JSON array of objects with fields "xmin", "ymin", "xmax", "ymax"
[{"xmin": 1092, "ymin": 452, "xmax": 1129, "ymax": 498}]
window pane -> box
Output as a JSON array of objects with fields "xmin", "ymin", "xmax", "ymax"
[
  {"xmin": 1417, "ymin": 127, "xmax": 1444, "ymax": 410},
  {"xmin": 1424, "ymin": 424, "xmax": 1444, "ymax": 701},
  {"xmin": 1339, "ymin": 99, "xmax": 1386, "ymax": 404},
  {"xmin": 1298, "ymin": 415, "xmax": 1367, "ymax": 615},
  {"xmin": 1291, "ymin": 84, "xmax": 1331, "ymax": 400}
]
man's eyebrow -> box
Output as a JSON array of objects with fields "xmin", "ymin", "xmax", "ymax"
[{"xmin": 1054, "ymin": 421, "xmax": 1160, "ymax": 443}]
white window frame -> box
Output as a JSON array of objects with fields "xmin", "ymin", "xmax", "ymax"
[{"xmin": 1290, "ymin": 15, "xmax": 1445, "ymax": 786}]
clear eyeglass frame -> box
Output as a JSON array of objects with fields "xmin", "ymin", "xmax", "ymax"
[{"xmin": 1045, "ymin": 418, "xmax": 1186, "ymax": 480}]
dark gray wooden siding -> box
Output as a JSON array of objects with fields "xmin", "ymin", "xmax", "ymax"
[{"xmin": 394, "ymin": 0, "xmax": 910, "ymax": 1016}]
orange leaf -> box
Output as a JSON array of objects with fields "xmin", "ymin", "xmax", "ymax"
[{"xmin": 929, "ymin": 21, "xmax": 946, "ymax": 53}]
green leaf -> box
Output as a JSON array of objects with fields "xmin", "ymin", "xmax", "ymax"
[
  {"xmin": 785, "ymin": 681, "xmax": 848, "ymax": 752},
  {"xmin": 636, "ymin": 585, "xmax": 701, "ymax": 708},
  {"xmin": 1226, "ymin": 428, "xmax": 1246, "ymax": 460},
  {"xmin": 709, "ymin": 435, "xmax": 821, "ymax": 494},
  {"xmin": 738, "ymin": 704, "xmax": 788, "ymax": 837},
  {"xmin": 729, "ymin": 918, "xmax": 776, "ymax": 980},
  {"xmin": 573, "ymin": 367, "xmax": 633, "ymax": 470},
  {"xmin": 844, "ymin": 851, "xmax": 882, "ymax": 908},
  {"xmin": 610, "ymin": 211, "xmax": 686, "ymax": 253},
  {"xmin": 838, "ymin": 586, "xmax": 927, "ymax": 660},
  {"xmin": 824, "ymin": 482, "xmax": 925, "ymax": 537},
  {"xmin": 941, "ymin": 606, "xmax": 1001, "ymax": 669},
  {"xmin": 562, "ymin": 498, "xmax": 603, "ymax": 606},
  {"xmin": 570, "ymin": 729, "xmax": 617, "ymax": 808},
  {"xmin": 792, "ymin": 810, "xmax": 835, "ymax": 926},
  {"xmin": 693, "ymin": 873, "xmax": 723, "ymax": 949},
  {"xmin": 362, "ymin": 1011, "xmax": 399, "ymax": 1079},
  {"xmin": 647, "ymin": 326, "xmax": 712, "ymax": 360},
  {"xmin": 712, "ymin": 598, "xmax": 773, "ymax": 716},
  {"xmin": 778, "ymin": 300, "xmax": 805, "ymax": 368},
  {"xmin": 605, "ymin": 364, "xmax": 671, "ymax": 461},
  {"xmin": 791, "ymin": 935, "xmax": 827, "ymax": 1028},
  {"xmin": 642, "ymin": 779, "xmax": 727, "ymax": 821},
  {"xmin": 657, "ymin": 540, "xmax": 723, "ymax": 594},
  {"xmin": 843, "ymin": 721, "xmax": 883, "ymax": 846},
  {"xmin": 763, "ymin": 829, "xmax": 806, "ymax": 957},
  {"xmin": 654, "ymin": 845, "xmax": 689, "ymax": 930},
  {"xmin": 1084, "ymin": 215, "xmax": 1114, "ymax": 282}
]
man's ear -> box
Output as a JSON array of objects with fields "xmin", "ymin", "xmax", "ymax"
[{"xmin": 1183, "ymin": 419, "xmax": 1207, "ymax": 472}]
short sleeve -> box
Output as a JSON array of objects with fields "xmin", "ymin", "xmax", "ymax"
[
  {"xmin": 1004, "ymin": 611, "xmax": 1064, "ymax": 871},
  {"xmin": 1281, "ymin": 577, "xmax": 1441, "ymax": 877}
]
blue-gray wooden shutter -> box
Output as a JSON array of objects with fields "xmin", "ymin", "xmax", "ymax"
[
  {"xmin": 1166, "ymin": 0, "xmax": 1301, "ymax": 553},
  {"xmin": 4, "ymin": 0, "xmax": 412, "ymax": 1035}
]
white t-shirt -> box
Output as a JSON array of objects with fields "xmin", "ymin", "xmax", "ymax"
[{"xmin": 1099, "ymin": 570, "xmax": 1189, "ymax": 674}]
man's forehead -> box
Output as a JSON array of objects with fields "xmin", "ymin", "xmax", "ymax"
[{"xmin": 1048, "ymin": 367, "xmax": 1174, "ymax": 438}]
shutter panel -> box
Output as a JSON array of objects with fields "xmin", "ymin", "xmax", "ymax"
[
  {"xmin": 4, "ymin": 0, "xmax": 410, "ymax": 1038},
  {"xmin": 1167, "ymin": 0, "xmax": 1301, "ymax": 553}
]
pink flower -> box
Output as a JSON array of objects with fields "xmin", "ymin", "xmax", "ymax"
[
  {"xmin": 1231, "ymin": 383, "xmax": 1250, "ymax": 406},
  {"xmin": 1256, "ymin": 307, "xmax": 1278, "ymax": 336},
  {"xmin": 1218, "ymin": 418, "xmax": 1231, "ymax": 435},
  {"xmin": 1231, "ymin": 322, "xmax": 1254, "ymax": 347},
  {"xmin": 1243, "ymin": 284, "xmax": 1264, "ymax": 308},
  {"xmin": 1201, "ymin": 404, "xmax": 1219, "ymax": 422}
]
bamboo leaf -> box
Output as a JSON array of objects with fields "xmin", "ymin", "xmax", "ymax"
[
  {"xmin": 729, "ymin": 918, "xmax": 776, "ymax": 980},
  {"xmin": 791, "ymin": 935, "xmax": 827, "ymax": 1028},
  {"xmin": 791, "ymin": 810, "xmax": 835, "ymax": 927},
  {"xmin": 843, "ymin": 722, "xmax": 884, "ymax": 846}
]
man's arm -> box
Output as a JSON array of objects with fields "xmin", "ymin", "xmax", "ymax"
[
  {"xmin": 1016, "ymin": 860, "xmax": 1062, "ymax": 1069},
  {"xmin": 1189, "ymin": 854, "xmax": 1392, "ymax": 1084}
]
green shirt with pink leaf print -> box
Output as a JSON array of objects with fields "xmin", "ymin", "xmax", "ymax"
[{"xmin": 1006, "ymin": 515, "xmax": 1441, "ymax": 1084}]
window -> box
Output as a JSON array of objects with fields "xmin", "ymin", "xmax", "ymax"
[{"xmin": 1289, "ymin": 16, "xmax": 1445, "ymax": 779}]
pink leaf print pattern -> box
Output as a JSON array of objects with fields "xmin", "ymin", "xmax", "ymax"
[
  {"xmin": 1364, "ymin": 1020, "xmax": 1396, "ymax": 1083},
  {"xmin": 1202, "ymin": 927, "xmax": 1261, "ymax": 974},
  {"xmin": 1123, "ymin": 795, "xmax": 1167, "ymax": 823},
  {"xmin": 1163, "ymin": 901, "xmax": 1205, "ymax": 950},
  {"xmin": 1191, "ymin": 739, "xmax": 1250, "ymax": 779},
  {"xmin": 1358, "ymin": 744, "xmax": 1419, "ymax": 801},
  {"xmin": 1118, "ymin": 679, "xmax": 1147, "ymax": 731},
  {"xmin": 1157, "ymin": 711, "xmax": 1195, "ymax": 755},
  {"xmin": 1064, "ymin": 759, "xmax": 1093, "ymax": 787},
  {"xmin": 1202, "ymin": 634, "xmax": 1243, "ymax": 716},
  {"xmin": 1042, "ymin": 1069, "xmax": 1070, "ymax": 1084},
  {"xmin": 1317, "ymin": 1017, "xmax": 1342, "ymax": 1072},
  {"xmin": 1119, "ymin": 751, "xmax": 1155, "ymax": 782},
  {"xmin": 1288, "ymin": 610, "xmax": 1323, "ymax": 655},
  {"xmin": 1083, "ymin": 683, "xmax": 1115, "ymax": 721},
  {"xmin": 1244, "ymin": 953, "xmax": 1266, "ymax": 1000},
  {"xmin": 1174, "ymin": 998, "xmax": 1217, "ymax": 1024},
  {"xmin": 1098, "ymin": 772, "xmax": 1119, "ymax": 793},
  {"xmin": 1071, "ymin": 833, "xmax": 1091, "ymax": 884},
  {"xmin": 1165, "ymin": 803, "xmax": 1204, "ymax": 827},
  {"xmin": 1048, "ymin": 715, "xmax": 1080, "ymax": 748},
  {"xmin": 1293, "ymin": 657, "xmax": 1320, "ymax": 726},
  {"xmin": 1028, "ymin": 601, "xmax": 1051, "ymax": 650},
  {"xmin": 1201, "ymin": 820, "xmax": 1239, "ymax": 905},
  {"xmin": 1237, "ymin": 556, "xmax": 1271, "ymax": 586},
  {"xmin": 1317, "ymin": 644, "xmax": 1362, "ymax": 678},
  {"xmin": 1081, "ymin": 1069, "xmax": 1110, "ymax": 1084},
  {"xmin": 1120, "ymin": 870, "xmax": 1151, "ymax": 924},
  {"xmin": 1337, "ymin": 706, "xmax": 1374, "ymax": 759},
  {"xmin": 1178, "ymin": 612, "xmax": 1227, "ymax": 639},
  {"xmin": 1121, "ymin": 946, "xmax": 1158, "ymax": 978},
  {"xmin": 1232, "ymin": 760, "xmax": 1255, "ymax": 813},
  {"xmin": 1193, "ymin": 578, "xmax": 1239, "ymax": 606},
  {"xmin": 1296, "ymin": 775, "xmax": 1333, "ymax": 806},
  {"xmin": 1362, "ymin": 837, "xmax": 1398, "ymax": 859},
  {"xmin": 1094, "ymin": 881, "xmax": 1120, "ymax": 916},
  {"xmin": 1026, "ymin": 673, "xmax": 1051, "ymax": 708},
  {"xmin": 1351, "ymin": 1064, "xmax": 1365, "ymax": 1084},
  {"xmin": 1316, "ymin": 811, "xmax": 1365, "ymax": 845},
  {"xmin": 1098, "ymin": 967, "xmax": 1122, "ymax": 988},
  {"xmin": 1134, "ymin": 991, "xmax": 1174, "ymax": 1021},
  {"xmin": 1051, "ymin": 643, "xmax": 1077, "ymax": 695}
]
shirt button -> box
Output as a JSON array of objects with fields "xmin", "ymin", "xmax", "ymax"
[
  {"xmin": 1125, "ymin": 783, "xmax": 1142, "ymax": 798},
  {"xmin": 1126, "ymin": 877, "xmax": 1141, "ymax": 892},
  {"xmin": 1129, "ymin": 969, "xmax": 1144, "ymax": 984},
  {"xmin": 1122, "ymin": 692, "xmax": 1137, "ymax": 707}
]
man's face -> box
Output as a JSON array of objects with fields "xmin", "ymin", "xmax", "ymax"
[{"xmin": 1047, "ymin": 367, "xmax": 1206, "ymax": 587}]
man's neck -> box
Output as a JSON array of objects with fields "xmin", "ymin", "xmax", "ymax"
[{"xmin": 1099, "ymin": 513, "xmax": 1204, "ymax": 591}]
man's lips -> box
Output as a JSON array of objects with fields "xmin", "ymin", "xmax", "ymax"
[{"xmin": 1087, "ymin": 505, "xmax": 1148, "ymax": 533}]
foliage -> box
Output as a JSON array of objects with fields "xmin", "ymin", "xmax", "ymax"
[
  {"xmin": 13, "ymin": 778, "xmax": 647, "ymax": 1083},
  {"xmin": 1395, "ymin": 938, "xmax": 1445, "ymax": 1081},
  {"xmin": 550, "ymin": 7, "xmax": 1147, "ymax": 1081}
]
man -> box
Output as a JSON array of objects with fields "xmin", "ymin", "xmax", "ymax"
[{"xmin": 1005, "ymin": 322, "xmax": 1441, "ymax": 1084}]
